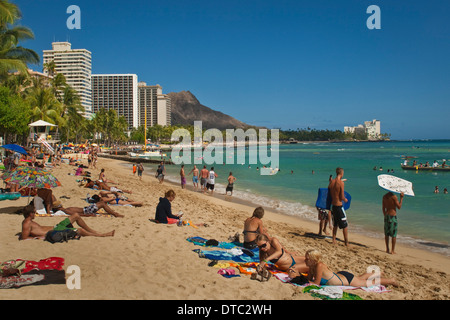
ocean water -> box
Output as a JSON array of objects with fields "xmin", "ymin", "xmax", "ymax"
[{"xmin": 146, "ymin": 140, "xmax": 450, "ymax": 256}]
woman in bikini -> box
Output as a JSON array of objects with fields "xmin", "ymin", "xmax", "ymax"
[
  {"xmin": 304, "ymin": 249, "xmax": 398, "ymax": 287},
  {"xmin": 243, "ymin": 207, "xmax": 270, "ymax": 249},
  {"xmin": 256, "ymin": 234, "xmax": 308, "ymax": 274}
]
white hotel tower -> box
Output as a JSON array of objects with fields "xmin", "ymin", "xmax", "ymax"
[{"xmin": 43, "ymin": 42, "xmax": 92, "ymax": 117}]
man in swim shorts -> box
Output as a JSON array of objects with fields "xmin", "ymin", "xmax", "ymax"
[
  {"xmin": 188, "ymin": 165, "xmax": 199, "ymax": 189},
  {"xmin": 328, "ymin": 167, "xmax": 349, "ymax": 246},
  {"xmin": 200, "ymin": 165, "xmax": 209, "ymax": 193},
  {"xmin": 382, "ymin": 191, "xmax": 404, "ymax": 254},
  {"xmin": 20, "ymin": 205, "xmax": 115, "ymax": 240}
]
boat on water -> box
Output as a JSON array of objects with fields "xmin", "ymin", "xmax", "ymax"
[
  {"xmin": 129, "ymin": 151, "xmax": 166, "ymax": 159},
  {"xmin": 400, "ymin": 164, "xmax": 450, "ymax": 172}
]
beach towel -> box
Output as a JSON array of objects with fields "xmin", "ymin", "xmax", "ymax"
[
  {"xmin": 303, "ymin": 285, "xmax": 363, "ymax": 300},
  {"xmin": 193, "ymin": 249, "xmax": 259, "ymax": 263},
  {"xmin": 274, "ymin": 273, "xmax": 391, "ymax": 294},
  {"xmin": 36, "ymin": 209, "xmax": 69, "ymax": 216},
  {"xmin": 187, "ymin": 237, "xmax": 253, "ymax": 251},
  {"xmin": 0, "ymin": 257, "xmax": 65, "ymax": 289},
  {"xmin": 0, "ymin": 270, "xmax": 66, "ymax": 289}
]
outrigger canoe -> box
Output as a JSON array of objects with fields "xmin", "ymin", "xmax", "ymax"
[{"xmin": 401, "ymin": 164, "xmax": 450, "ymax": 172}]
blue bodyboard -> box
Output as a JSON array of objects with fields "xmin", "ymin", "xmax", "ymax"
[{"xmin": 315, "ymin": 188, "xmax": 351, "ymax": 210}]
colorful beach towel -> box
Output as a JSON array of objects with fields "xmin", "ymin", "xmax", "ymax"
[
  {"xmin": 188, "ymin": 237, "xmax": 259, "ymax": 263},
  {"xmin": 0, "ymin": 257, "xmax": 65, "ymax": 289},
  {"xmin": 274, "ymin": 273, "xmax": 390, "ymax": 294}
]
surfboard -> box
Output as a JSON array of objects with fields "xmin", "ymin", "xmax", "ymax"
[
  {"xmin": 315, "ymin": 188, "xmax": 351, "ymax": 210},
  {"xmin": 377, "ymin": 174, "xmax": 415, "ymax": 196}
]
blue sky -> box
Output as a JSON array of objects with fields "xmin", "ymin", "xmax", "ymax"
[{"xmin": 14, "ymin": 0, "xmax": 450, "ymax": 139}]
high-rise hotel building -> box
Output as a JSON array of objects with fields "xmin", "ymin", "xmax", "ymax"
[
  {"xmin": 43, "ymin": 42, "xmax": 92, "ymax": 117},
  {"xmin": 91, "ymin": 74, "xmax": 139, "ymax": 130},
  {"xmin": 138, "ymin": 82, "xmax": 171, "ymax": 127}
]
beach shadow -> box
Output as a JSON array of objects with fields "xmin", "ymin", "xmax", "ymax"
[
  {"xmin": 0, "ymin": 206, "xmax": 24, "ymax": 215},
  {"xmin": 293, "ymin": 232, "xmax": 369, "ymax": 248}
]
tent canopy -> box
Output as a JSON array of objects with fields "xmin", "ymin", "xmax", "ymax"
[{"xmin": 29, "ymin": 120, "xmax": 57, "ymax": 127}]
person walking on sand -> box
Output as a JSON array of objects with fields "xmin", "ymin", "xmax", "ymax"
[
  {"xmin": 132, "ymin": 163, "xmax": 137, "ymax": 176},
  {"xmin": 382, "ymin": 191, "xmax": 404, "ymax": 254},
  {"xmin": 328, "ymin": 167, "xmax": 349, "ymax": 247},
  {"xmin": 188, "ymin": 165, "xmax": 199, "ymax": 189},
  {"xmin": 180, "ymin": 165, "xmax": 186, "ymax": 189},
  {"xmin": 137, "ymin": 162, "xmax": 144, "ymax": 181}
]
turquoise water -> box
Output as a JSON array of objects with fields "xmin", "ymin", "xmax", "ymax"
[{"xmin": 149, "ymin": 140, "xmax": 450, "ymax": 256}]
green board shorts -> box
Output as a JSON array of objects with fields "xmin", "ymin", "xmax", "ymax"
[
  {"xmin": 384, "ymin": 215, "xmax": 398, "ymax": 238},
  {"xmin": 53, "ymin": 218, "xmax": 77, "ymax": 231}
]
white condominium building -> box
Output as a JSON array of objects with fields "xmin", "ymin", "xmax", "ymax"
[
  {"xmin": 138, "ymin": 82, "xmax": 171, "ymax": 128},
  {"xmin": 344, "ymin": 119, "xmax": 381, "ymax": 140},
  {"xmin": 43, "ymin": 42, "xmax": 92, "ymax": 116},
  {"xmin": 91, "ymin": 74, "xmax": 139, "ymax": 129}
]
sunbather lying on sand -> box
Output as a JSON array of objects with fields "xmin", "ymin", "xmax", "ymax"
[
  {"xmin": 98, "ymin": 191, "xmax": 143, "ymax": 207},
  {"xmin": 83, "ymin": 179, "xmax": 132, "ymax": 194},
  {"xmin": 20, "ymin": 205, "xmax": 115, "ymax": 240},
  {"xmin": 62, "ymin": 195, "xmax": 124, "ymax": 218},
  {"xmin": 303, "ymin": 249, "xmax": 398, "ymax": 287}
]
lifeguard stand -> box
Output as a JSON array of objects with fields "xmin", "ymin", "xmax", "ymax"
[{"xmin": 28, "ymin": 120, "xmax": 59, "ymax": 154}]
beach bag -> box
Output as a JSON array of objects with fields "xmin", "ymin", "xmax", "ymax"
[{"xmin": 45, "ymin": 229, "xmax": 80, "ymax": 244}]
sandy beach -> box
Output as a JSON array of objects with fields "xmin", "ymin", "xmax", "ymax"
[{"xmin": 1, "ymin": 155, "xmax": 449, "ymax": 301}]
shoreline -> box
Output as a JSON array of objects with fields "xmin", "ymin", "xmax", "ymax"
[
  {"xmin": 136, "ymin": 161, "xmax": 450, "ymax": 259},
  {"xmin": 1, "ymin": 156, "xmax": 449, "ymax": 300}
]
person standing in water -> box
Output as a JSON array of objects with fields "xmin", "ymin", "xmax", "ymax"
[
  {"xmin": 382, "ymin": 191, "xmax": 404, "ymax": 254},
  {"xmin": 328, "ymin": 167, "xmax": 349, "ymax": 247}
]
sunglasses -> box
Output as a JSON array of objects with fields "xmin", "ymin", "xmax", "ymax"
[{"xmin": 258, "ymin": 242, "xmax": 268, "ymax": 249}]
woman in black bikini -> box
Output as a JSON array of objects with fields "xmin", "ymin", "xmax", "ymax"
[
  {"xmin": 304, "ymin": 249, "xmax": 398, "ymax": 287},
  {"xmin": 256, "ymin": 234, "xmax": 308, "ymax": 274},
  {"xmin": 243, "ymin": 207, "xmax": 270, "ymax": 249}
]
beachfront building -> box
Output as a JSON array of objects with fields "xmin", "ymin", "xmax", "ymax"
[
  {"xmin": 138, "ymin": 82, "xmax": 171, "ymax": 128},
  {"xmin": 344, "ymin": 119, "xmax": 381, "ymax": 140},
  {"xmin": 43, "ymin": 42, "xmax": 92, "ymax": 117},
  {"xmin": 91, "ymin": 74, "xmax": 139, "ymax": 130}
]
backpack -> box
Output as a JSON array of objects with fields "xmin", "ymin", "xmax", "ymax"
[{"xmin": 45, "ymin": 229, "xmax": 80, "ymax": 244}]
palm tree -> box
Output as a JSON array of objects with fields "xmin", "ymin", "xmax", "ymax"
[
  {"xmin": 0, "ymin": 0, "xmax": 39, "ymax": 79},
  {"xmin": 26, "ymin": 86, "xmax": 62, "ymax": 124}
]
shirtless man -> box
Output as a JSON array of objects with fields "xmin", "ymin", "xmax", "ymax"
[
  {"xmin": 382, "ymin": 191, "xmax": 404, "ymax": 254},
  {"xmin": 180, "ymin": 165, "xmax": 186, "ymax": 189},
  {"xmin": 20, "ymin": 205, "xmax": 115, "ymax": 240},
  {"xmin": 188, "ymin": 165, "xmax": 199, "ymax": 189},
  {"xmin": 328, "ymin": 167, "xmax": 349, "ymax": 246},
  {"xmin": 200, "ymin": 165, "xmax": 209, "ymax": 193}
]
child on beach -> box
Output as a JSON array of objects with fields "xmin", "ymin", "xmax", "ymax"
[{"xmin": 316, "ymin": 207, "xmax": 331, "ymax": 236}]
